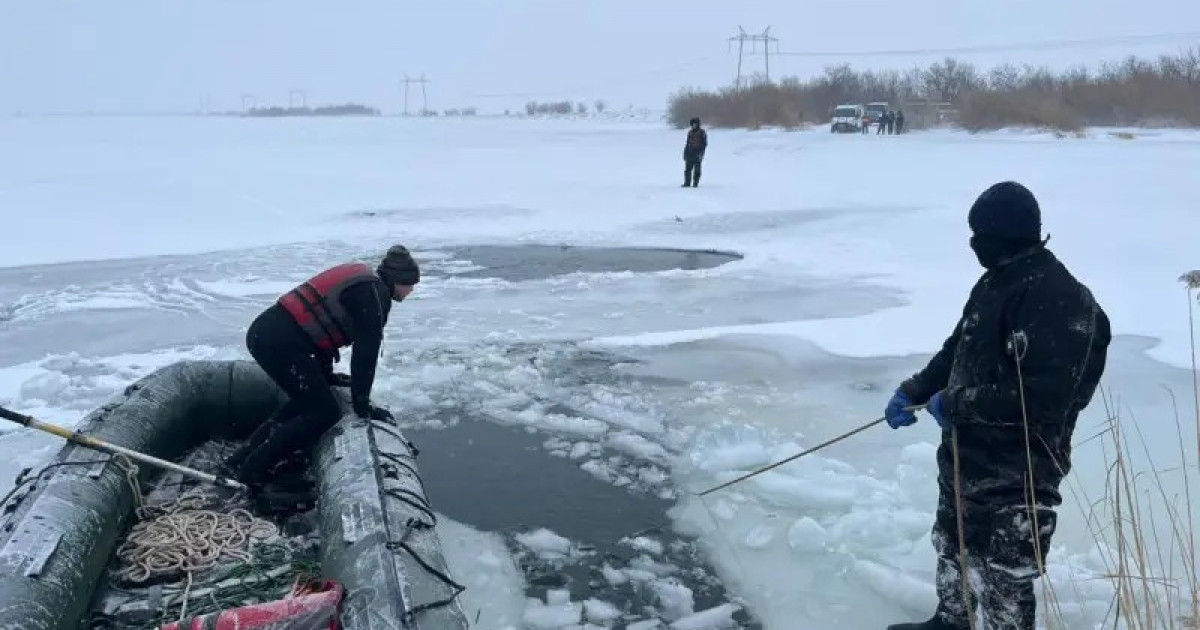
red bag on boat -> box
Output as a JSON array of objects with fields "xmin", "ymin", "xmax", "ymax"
[{"xmin": 159, "ymin": 579, "xmax": 343, "ymax": 630}]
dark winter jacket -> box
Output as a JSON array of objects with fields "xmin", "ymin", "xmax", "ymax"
[
  {"xmin": 899, "ymin": 246, "xmax": 1110, "ymax": 507},
  {"xmin": 263, "ymin": 279, "xmax": 393, "ymax": 411},
  {"xmin": 684, "ymin": 128, "xmax": 707, "ymax": 159}
]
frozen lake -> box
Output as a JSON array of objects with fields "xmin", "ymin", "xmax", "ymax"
[{"xmin": 1, "ymin": 115, "xmax": 1198, "ymax": 629}]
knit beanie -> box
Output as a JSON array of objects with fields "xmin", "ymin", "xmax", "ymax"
[
  {"xmin": 377, "ymin": 245, "xmax": 420, "ymax": 286},
  {"xmin": 967, "ymin": 181, "xmax": 1042, "ymax": 240}
]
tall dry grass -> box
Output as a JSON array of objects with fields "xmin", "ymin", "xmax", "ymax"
[
  {"xmin": 937, "ymin": 272, "xmax": 1200, "ymax": 630},
  {"xmin": 1022, "ymin": 272, "xmax": 1200, "ymax": 630},
  {"xmin": 668, "ymin": 48, "xmax": 1200, "ymax": 132}
]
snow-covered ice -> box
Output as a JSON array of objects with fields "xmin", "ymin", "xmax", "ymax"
[
  {"xmin": 437, "ymin": 515, "xmax": 528, "ymax": 630},
  {"xmin": 2, "ymin": 115, "xmax": 1198, "ymax": 629}
]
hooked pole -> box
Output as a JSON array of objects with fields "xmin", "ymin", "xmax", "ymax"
[{"xmin": 698, "ymin": 404, "xmax": 925, "ymax": 496}]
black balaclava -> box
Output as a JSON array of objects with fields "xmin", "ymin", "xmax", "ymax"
[
  {"xmin": 377, "ymin": 245, "xmax": 420, "ymax": 288},
  {"xmin": 967, "ymin": 181, "xmax": 1044, "ymax": 269},
  {"xmin": 690, "ymin": 117, "xmax": 700, "ymax": 128}
]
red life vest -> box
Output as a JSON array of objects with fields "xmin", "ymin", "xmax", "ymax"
[{"xmin": 277, "ymin": 262, "xmax": 378, "ymax": 352}]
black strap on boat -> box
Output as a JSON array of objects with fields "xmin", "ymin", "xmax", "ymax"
[
  {"xmin": 385, "ymin": 518, "xmax": 467, "ymax": 626},
  {"xmin": 369, "ymin": 421, "xmax": 420, "ymax": 457},
  {"xmin": 368, "ymin": 420, "xmax": 466, "ymax": 625}
]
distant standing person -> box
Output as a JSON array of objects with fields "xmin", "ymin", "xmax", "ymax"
[
  {"xmin": 886, "ymin": 110, "xmax": 896, "ymax": 134},
  {"xmin": 877, "ymin": 112, "xmax": 887, "ymax": 135},
  {"xmin": 682, "ymin": 117, "xmax": 707, "ymax": 187},
  {"xmin": 895, "ymin": 109, "xmax": 906, "ymax": 134},
  {"xmin": 861, "ymin": 114, "xmax": 871, "ymax": 134}
]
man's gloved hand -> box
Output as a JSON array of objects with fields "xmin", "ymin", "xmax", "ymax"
[
  {"xmin": 884, "ymin": 389, "xmax": 917, "ymax": 429},
  {"xmin": 353, "ymin": 399, "xmax": 394, "ymax": 422},
  {"xmin": 926, "ymin": 390, "xmax": 951, "ymax": 430},
  {"xmin": 327, "ymin": 372, "xmax": 352, "ymax": 388}
]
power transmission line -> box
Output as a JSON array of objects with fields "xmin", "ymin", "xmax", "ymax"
[
  {"xmin": 401, "ymin": 75, "xmax": 430, "ymax": 115},
  {"xmin": 729, "ymin": 26, "xmax": 779, "ymax": 87},
  {"xmin": 765, "ymin": 31, "xmax": 1200, "ymax": 58}
]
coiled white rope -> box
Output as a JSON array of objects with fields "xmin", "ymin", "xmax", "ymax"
[{"xmin": 115, "ymin": 486, "xmax": 279, "ymax": 584}]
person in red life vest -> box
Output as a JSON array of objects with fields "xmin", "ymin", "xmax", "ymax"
[
  {"xmin": 225, "ymin": 245, "xmax": 421, "ymax": 485},
  {"xmin": 682, "ymin": 117, "xmax": 707, "ymax": 187}
]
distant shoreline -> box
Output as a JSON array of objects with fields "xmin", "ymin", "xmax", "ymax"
[{"xmin": 238, "ymin": 104, "xmax": 381, "ymax": 117}]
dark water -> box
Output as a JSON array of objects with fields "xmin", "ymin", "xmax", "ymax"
[
  {"xmin": 445, "ymin": 244, "xmax": 743, "ymax": 282},
  {"xmin": 406, "ymin": 415, "xmax": 759, "ymax": 628}
]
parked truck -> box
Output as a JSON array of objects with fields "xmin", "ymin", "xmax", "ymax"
[{"xmin": 830, "ymin": 103, "xmax": 865, "ymax": 133}]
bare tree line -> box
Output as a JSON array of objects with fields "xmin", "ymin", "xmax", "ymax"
[{"xmin": 668, "ymin": 47, "xmax": 1200, "ymax": 131}]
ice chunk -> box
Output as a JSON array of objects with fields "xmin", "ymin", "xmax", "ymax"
[
  {"xmin": 544, "ymin": 437, "xmax": 573, "ymax": 457},
  {"xmin": 601, "ymin": 563, "xmax": 628, "ymax": 586},
  {"xmin": 852, "ymin": 559, "xmax": 937, "ymax": 615},
  {"xmin": 649, "ymin": 577, "xmax": 695, "ymax": 621},
  {"xmin": 580, "ymin": 459, "xmax": 615, "ymax": 483},
  {"xmin": 627, "ymin": 619, "xmax": 665, "ymax": 630},
  {"xmin": 17, "ymin": 372, "xmax": 70, "ymax": 403},
  {"xmin": 523, "ymin": 598, "xmax": 583, "ymax": 629},
  {"xmin": 434, "ymin": 515, "xmax": 525, "ymax": 629},
  {"xmin": 750, "ymin": 471, "xmax": 859, "ymax": 511},
  {"xmin": 685, "ymin": 424, "xmax": 771, "ymax": 474},
  {"xmin": 607, "ymin": 431, "xmax": 670, "ymax": 462},
  {"xmin": 787, "ymin": 516, "xmax": 829, "ymax": 553},
  {"xmin": 624, "ymin": 568, "xmax": 659, "ymax": 583},
  {"xmin": 569, "ymin": 442, "xmax": 594, "ymax": 459},
  {"xmin": 899, "ymin": 442, "xmax": 937, "ymax": 466},
  {"xmin": 515, "ymin": 528, "xmax": 573, "ymax": 558},
  {"xmin": 620, "ymin": 536, "xmax": 665, "ymax": 555},
  {"xmin": 583, "ymin": 598, "xmax": 622, "ymax": 623},
  {"xmin": 546, "ymin": 589, "xmax": 571, "ymax": 605},
  {"xmin": 538, "ymin": 413, "xmax": 610, "ymax": 438},
  {"xmin": 830, "ymin": 507, "xmax": 926, "ymax": 548},
  {"xmin": 742, "ymin": 524, "xmax": 775, "ymax": 549},
  {"xmin": 669, "ymin": 603, "xmax": 742, "ymax": 630},
  {"xmin": 629, "ymin": 554, "xmax": 676, "ymax": 577},
  {"xmin": 638, "ymin": 465, "xmax": 669, "ymax": 486}
]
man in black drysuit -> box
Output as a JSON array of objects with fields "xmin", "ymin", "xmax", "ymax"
[
  {"xmin": 226, "ymin": 245, "xmax": 421, "ymax": 485},
  {"xmin": 882, "ymin": 181, "xmax": 1111, "ymax": 630},
  {"xmin": 682, "ymin": 116, "xmax": 707, "ymax": 187}
]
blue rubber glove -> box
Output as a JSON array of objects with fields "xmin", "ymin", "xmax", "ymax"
[
  {"xmin": 927, "ymin": 390, "xmax": 951, "ymax": 430},
  {"xmin": 884, "ymin": 389, "xmax": 917, "ymax": 429}
]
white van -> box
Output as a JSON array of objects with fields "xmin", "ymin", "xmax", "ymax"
[{"xmin": 830, "ymin": 104, "xmax": 864, "ymax": 133}]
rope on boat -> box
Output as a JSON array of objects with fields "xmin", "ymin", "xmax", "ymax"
[{"xmin": 115, "ymin": 485, "xmax": 279, "ymax": 584}]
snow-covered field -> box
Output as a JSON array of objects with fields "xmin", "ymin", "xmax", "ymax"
[{"xmin": 1, "ymin": 115, "xmax": 1197, "ymax": 630}]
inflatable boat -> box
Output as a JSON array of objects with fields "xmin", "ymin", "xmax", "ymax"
[{"xmin": 0, "ymin": 360, "xmax": 469, "ymax": 630}]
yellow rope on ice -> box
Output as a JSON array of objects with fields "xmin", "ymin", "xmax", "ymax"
[{"xmin": 115, "ymin": 487, "xmax": 279, "ymax": 584}]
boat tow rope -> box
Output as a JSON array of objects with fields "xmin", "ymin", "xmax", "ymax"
[
  {"xmin": 115, "ymin": 485, "xmax": 279, "ymax": 584},
  {"xmin": 368, "ymin": 418, "xmax": 467, "ymax": 625}
]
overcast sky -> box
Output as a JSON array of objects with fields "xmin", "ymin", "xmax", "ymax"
[{"xmin": 3, "ymin": 0, "xmax": 1199, "ymax": 114}]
